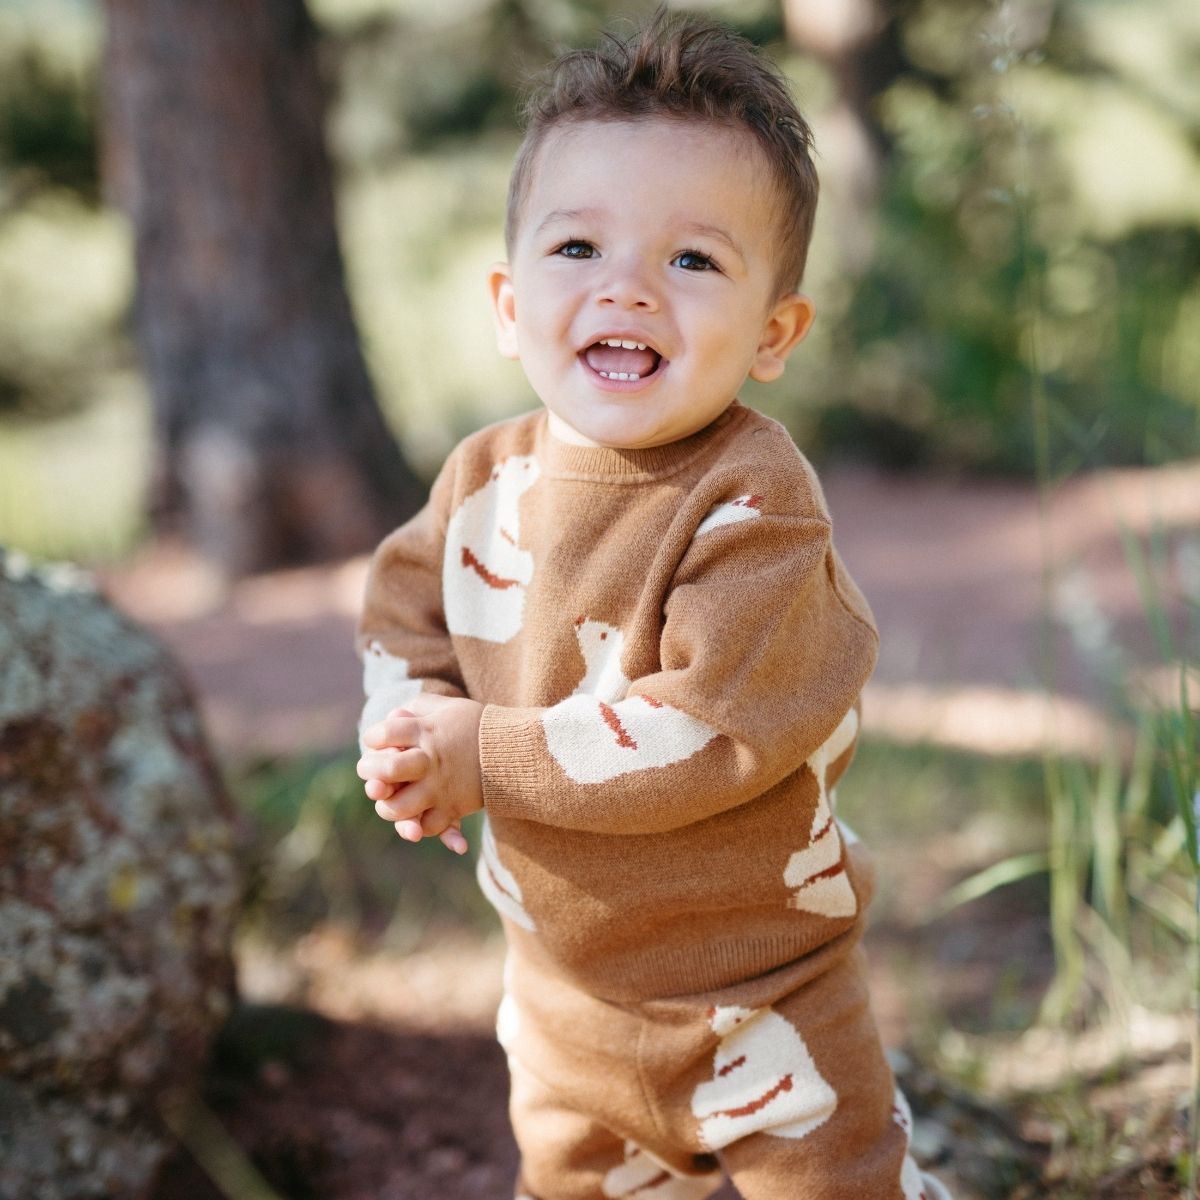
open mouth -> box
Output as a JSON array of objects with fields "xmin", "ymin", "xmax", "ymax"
[{"xmin": 581, "ymin": 337, "xmax": 663, "ymax": 382}]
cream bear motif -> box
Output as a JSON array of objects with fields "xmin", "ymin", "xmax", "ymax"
[
  {"xmin": 476, "ymin": 815, "xmax": 536, "ymax": 931},
  {"xmin": 359, "ymin": 641, "xmax": 423, "ymax": 748},
  {"xmin": 783, "ymin": 707, "xmax": 859, "ymax": 918},
  {"xmin": 571, "ymin": 617, "xmax": 631, "ymax": 704},
  {"xmin": 892, "ymin": 1087, "xmax": 942, "ymax": 1200},
  {"xmin": 694, "ymin": 493, "xmax": 764, "ymax": 537},
  {"xmin": 541, "ymin": 616, "xmax": 718, "ymax": 785},
  {"xmin": 690, "ymin": 1005, "xmax": 837, "ymax": 1150},
  {"xmin": 601, "ymin": 1142, "xmax": 721, "ymax": 1200},
  {"xmin": 444, "ymin": 455, "xmax": 540, "ymax": 643},
  {"xmin": 496, "ymin": 954, "xmax": 521, "ymax": 1059},
  {"xmin": 542, "ymin": 694, "xmax": 717, "ymax": 786}
]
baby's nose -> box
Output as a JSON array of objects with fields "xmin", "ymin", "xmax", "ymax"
[{"xmin": 595, "ymin": 258, "xmax": 660, "ymax": 310}]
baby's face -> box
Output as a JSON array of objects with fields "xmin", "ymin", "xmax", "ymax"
[{"xmin": 489, "ymin": 118, "xmax": 814, "ymax": 450}]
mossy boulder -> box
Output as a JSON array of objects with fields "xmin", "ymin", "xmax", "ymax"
[{"xmin": 0, "ymin": 550, "xmax": 241, "ymax": 1199}]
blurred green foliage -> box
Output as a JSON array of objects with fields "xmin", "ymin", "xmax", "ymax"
[
  {"xmin": 316, "ymin": 0, "xmax": 1200, "ymax": 478},
  {"xmin": 0, "ymin": 0, "xmax": 1198, "ymax": 556},
  {"xmin": 0, "ymin": 45, "xmax": 97, "ymax": 200},
  {"xmin": 0, "ymin": 1, "xmax": 98, "ymax": 202},
  {"xmin": 232, "ymin": 749, "xmax": 496, "ymax": 949},
  {"xmin": 0, "ymin": 2, "xmax": 121, "ymax": 432},
  {"xmin": 813, "ymin": 0, "xmax": 1200, "ymax": 473}
]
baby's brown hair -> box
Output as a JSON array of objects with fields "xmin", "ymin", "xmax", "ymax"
[{"xmin": 505, "ymin": 8, "xmax": 819, "ymax": 295}]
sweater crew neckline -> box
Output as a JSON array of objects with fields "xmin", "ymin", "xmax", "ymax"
[{"xmin": 535, "ymin": 403, "xmax": 745, "ymax": 481}]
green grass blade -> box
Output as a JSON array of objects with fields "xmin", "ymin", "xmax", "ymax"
[{"xmin": 927, "ymin": 850, "xmax": 1050, "ymax": 920}]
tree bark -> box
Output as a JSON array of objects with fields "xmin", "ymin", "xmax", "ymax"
[{"xmin": 101, "ymin": 0, "xmax": 423, "ymax": 576}]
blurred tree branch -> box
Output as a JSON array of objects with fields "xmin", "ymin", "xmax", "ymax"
[
  {"xmin": 782, "ymin": 0, "xmax": 909, "ymax": 278},
  {"xmin": 783, "ymin": 0, "xmax": 908, "ymax": 152}
]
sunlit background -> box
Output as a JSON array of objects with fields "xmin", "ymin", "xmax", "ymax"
[
  {"xmin": 1, "ymin": 0, "xmax": 1198, "ymax": 557},
  {"xmin": 1, "ymin": 2, "xmax": 1197, "ymax": 1196}
]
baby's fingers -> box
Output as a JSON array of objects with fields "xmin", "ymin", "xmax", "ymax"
[
  {"xmin": 364, "ymin": 778, "xmax": 397, "ymax": 803},
  {"xmin": 438, "ymin": 824, "xmax": 469, "ymax": 856},
  {"xmin": 393, "ymin": 817, "xmax": 425, "ymax": 843},
  {"xmin": 356, "ymin": 746, "xmax": 429, "ymax": 785},
  {"xmin": 419, "ymin": 810, "xmax": 468, "ymax": 855},
  {"xmin": 362, "ymin": 711, "xmax": 421, "ymax": 751}
]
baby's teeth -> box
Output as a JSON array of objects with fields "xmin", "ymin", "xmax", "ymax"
[
  {"xmin": 599, "ymin": 370, "xmax": 641, "ymax": 381},
  {"xmin": 600, "ymin": 338, "xmax": 648, "ymax": 350}
]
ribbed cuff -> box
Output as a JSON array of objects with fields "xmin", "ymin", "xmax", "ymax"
[{"xmin": 479, "ymin": 704, "xmax": 555, "ymax": 820}]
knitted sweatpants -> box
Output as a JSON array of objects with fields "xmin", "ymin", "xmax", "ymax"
[{"xmin": 499, "ymin": 937, "xmax": 950, "ymax": 1200}]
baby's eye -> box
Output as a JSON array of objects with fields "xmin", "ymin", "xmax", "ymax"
[
  {"xmin": 673, "ymin": 250, "xmax": 718, "ymax": 272},
  {"xmin": 555, "ymin": 240, "xmax": 595, "ymax": 259}
]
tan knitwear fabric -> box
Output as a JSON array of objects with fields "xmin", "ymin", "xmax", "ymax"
[
  {"xmin": 358, "ymin": 400, "xmax": 880, "ymax": 1003},
  {"xmin": 502, "ymin": 939, "xmax": 947, "ymax": 1200}
]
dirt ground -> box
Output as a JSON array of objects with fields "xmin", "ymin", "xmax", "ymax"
[
  {"xmin": 94, "ymin": 462, "xmax": 1198, "ymax": 1200},
  {"xmin": 103, "ymin": 460, "xmax": 1200, "ymax": 765}
]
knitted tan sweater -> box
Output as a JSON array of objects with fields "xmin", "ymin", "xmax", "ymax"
[{"xmin": 358, "ymin": 401, "xmax": 879, "ymax": 1002}]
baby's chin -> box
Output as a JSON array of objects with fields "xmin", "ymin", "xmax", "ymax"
[
  {"xmin": 545, "ymin": 416, "xmax": 661, "ymax": 451},
  {"xmin": 545, "ymin": 410, "xmax": 604, "ymax": 448},
  {"xmin": 543, "ymin": 398, "xmax": 727, "ymax": 452}
]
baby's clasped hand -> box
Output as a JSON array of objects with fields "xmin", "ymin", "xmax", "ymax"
[{"xmin": 356, "ymin": 694, "xmax": 485, "ymax": 855}]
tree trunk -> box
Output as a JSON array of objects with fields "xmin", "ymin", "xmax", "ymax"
[{"xmin": 101, "ymin": 0, "xmax": 423, "ymax": 576}]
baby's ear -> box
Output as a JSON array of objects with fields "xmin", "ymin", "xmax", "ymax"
[
  {"xmin": 750, "ymin": 293, "xmax": 815, "ymax": 383},
  {"xmin": 488, "ymin": 262, "xmax": 520, "ymax": 360}
]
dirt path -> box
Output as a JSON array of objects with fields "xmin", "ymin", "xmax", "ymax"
[
  {"xmin": 92, "ymin": 462, "xmax": 1197, "ymax": 1200},
  {"xmin": 84, "ymin": 463, "xmax": 1200, "ymax": 1195},
  {"xmin": 101, "ymin": 461, "xmax": 1199, "ymax": 763}
]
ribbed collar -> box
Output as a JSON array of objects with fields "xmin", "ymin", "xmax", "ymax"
[{"xmin": 534, "ymin": 402, "xmax": 747, "ymax": 482}]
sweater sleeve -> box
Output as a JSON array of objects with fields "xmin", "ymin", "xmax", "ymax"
[
  {"xmin": 478, "ymin": 506, "xmax": 878, "ymax": 834},
  {"xmin": 355, "ymin": 453, "xmax": 465, "ymax": 748}
]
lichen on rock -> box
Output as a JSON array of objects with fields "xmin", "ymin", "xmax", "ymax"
[{"xmin": 0, "ymin": 548, "xmax": 241, "ymax": 1200}]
